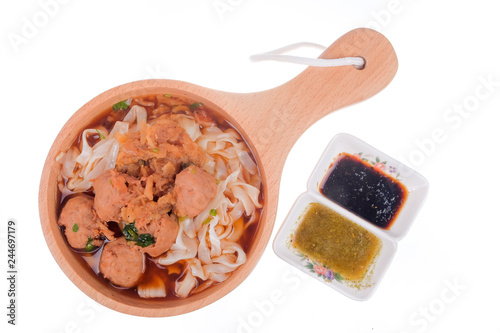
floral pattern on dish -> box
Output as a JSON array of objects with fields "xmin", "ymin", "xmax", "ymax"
[
  {"xmin": 354, "ymin": 152, "xmax": 400, "ymax": 178},
  {"xmin": 297, "ymin": 252, "xmax": 343, "ymax": 283}
]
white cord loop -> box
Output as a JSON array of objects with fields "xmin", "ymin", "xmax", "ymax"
[{"xmin": 250, "ymin": 42, "xmax": 365, "ymax": 69}]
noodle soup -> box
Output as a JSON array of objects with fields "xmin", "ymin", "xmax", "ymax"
[{"xmin": 56, "ymin": 94, "xmax": 263, "ymax": 299}]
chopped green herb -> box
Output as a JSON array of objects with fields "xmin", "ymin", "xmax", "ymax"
[
  {"xmin": 215, "ymin": 179, "xmax": 221, "ymax": 185},
  {"xmin": 135, "ymin": 234, "xmax": 156, "ymax": 248},
  {"xmin": 95, "ymin": 129, "xmax": 106, "ymax": 140},
  {"xmin": 122, "ymin": 222, "xmax": 156, "ymax": 248},
  {"xmin": 151, "ymin": 148, "xmax": 160, "ymax": 153},
  {"xmin": 109, "ymin": 179, "xmax": 113, "ymax": 186},
  {"xmin": 210, "ymin": 209, "xmax": 217, "ymax": 217},
  {"xmin": 85, "ymin": 237, "xmax": 96, "ymax": 252},
  {"xmin": 164, "ymin": 94, "xmax": 172, "ymax": 98},
  {"xmin": 112, "ymin": 100, "xmax": 130, "ymax": 111},
  {"xmin": 203, "ymin": 218, "xmax": 211, "ymax": 225},
  {"xmin": 178, "ymin": 216, "xmax": 187, "ymax": 222},
  {"xmin": 72, "ymin": 224, "xmax": 79, "ymax": 232},
  {"xmin": 189, "ymin": 102, "xmax": 203, "ymax": 110},
  {"xmin": 123, "ymin": 222, "xmax": 139, "ymax": 241}
]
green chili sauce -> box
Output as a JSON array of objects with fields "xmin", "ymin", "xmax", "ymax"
[{"xmin": 293, "ymin": 203, "xmax": 381, "ymax": 281}]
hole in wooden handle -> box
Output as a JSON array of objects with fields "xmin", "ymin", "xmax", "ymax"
[{"xmin": 355, "ymin": 57, "xmax": 366, "ymax": 70}]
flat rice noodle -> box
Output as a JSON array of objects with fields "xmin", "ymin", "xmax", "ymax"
[
  {"xmin": 214, "ymin": 224, "xmax": 224, "ymax": 236},
  {"xmin": 66, "ymin": 119, "xmax": 132, "ymax": 192},
  {"xmin": 203, "ymin": 154, "xmax": 216, "ymax": 175},
  {"xmin": 105, "ymin": 140, "xmax": 120, "ymax": 170},
  {"xmin": 237, "ymin": 150, "xmax": 258, "ymax": 175},
  {"xmin": 137, "ymin": 275, "xmax": 166, "ymax": 298},
  {"xmin": 217, "ymin": 197, "xmax": 234, "ymax": 226},
  {"xmin": 209, "ymin": 273, "xmax": 230, "ymax": 283},
  {"xmin": 211, "ymin": 146, "xmax": 238, "ymax": 159},
  {"xmin": 203, "ymin": 126, "xmax": 223, "ymax": 134},
  {"xmin": 187, "ymin": 258, "xmax": 206, "ymax": 280},
  {"xmin": 182, "ymin": 259, "xmax": 230, "ymax": 283},
  {"xmin": 226, "ymin": 217, "xmax": 244, "ymax": 242},
  {"xmin": 203, "ymin": 263, "xmax": 234, "ymax": 275},
  {"xmin": 191, "ymin": 279, "xmax": 215, "ymax": 294},
  {"xmin": 198, "ymin": 262, "xmax": 234, "ymax": 283},
  {"xmin": 66, "ymin": 176, "xmax": 83, "ymax": 190},
  {"xmin": 73, "ymin": 155, "xmax": 108, "ymax": 191},
  {"xmin": 173, "ymin": 114, "xmax": 202, "ymax": 141},
  {"xmin": 196, "ymin": 128, "xmax": 242, "ymax": 151},
  {"xmin": 134, "ymin": 99, "xmax": 155, "ymax": 107},
  {"xmin": 197, "ymin": 224, "xmax": 211, "ymax": 265},
  {"xmin": 123, "ymin": 105, "xmax": 147, "ymax": 132},
  {"xmin": 229, "ymin": 201, "xmax": 245, "ymax": 221},
  {"xmin": 183, "ymin": 218, "xmax": 197, "ymax": 239},
  {"xmin": 175, "ymin": 270, "xmax": 197, "ymax": 298},
  {"xmin": 108, "ymin": 121, "xmax": 130, "ymax": 138},
  {"xmin": 217, "ymin": 225, "xmax": 232, "ymax": 240},
  {"xmin": 228, "ymin": 158, "xmax": 241, "ymax": 177},
  {"xmin": 188, "ymin": 258, "xmax": 232, "ymax": 284},
  {"xmin": 73, "ymin": 139, "xmax": 119, "ymax": 191},
  {"xmin": 59, "ymin": 147, "xmax": 79, "ymax": 179},
  {"xmin": 212, "ymin": 240, "xmax": 246, "ymax": 268},
  {"xmin": 206, "ymin": 140, "xmax": 228, "ymax": 154},
  {"xmin": 230, "ymin": 182, "xmax": 262, "ymax": 208},
  {"xmin": 230, "ymin": 186, "xmax": 256, "ymax": 217},
  {"xmin": 75, "ymin": 129, "xmax": 99, "ymax": 166},
  {"xmin": 208, "ymin": 216, "xmax": 221, "ymax": 257},
  {"xmin": 82, "ymin": 139, "xmax": 114, "ymax": 177},
  {"xmin": 214, "ymin": 155, "xmax": 227, "ymax": 180},
  {"xmin": 91, "ymin": 129, "xmax": 110, "ymax": 150},
  {"xmin": 57, "ymin": 173, "xmax": 74, "ymax": 197}
]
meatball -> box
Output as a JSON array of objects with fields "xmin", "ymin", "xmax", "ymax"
[
  {"xmin": 57, "ymin": 195, "xmax": 106, "ymax": 249},
  {"xmin": 124, "ymin": 201, "xmax": 179, "ymax": 257},
  {"xmin": 92, "ymin": 169, "xmax": 143, "ymax": 222},
  {"xmin": 99, "ymin": 237, "xmax": 145, "ymax": 288},
  {"xmin": 144, "ymin": 115, "xmax": 206, "ymax": 166},
  {"xmin": 174, "ymin": 165, "xmax": 217, "ymax": 218},
  {"xmin": 147, "ymin": 115, "xmax": 185, "ymax": 146},
  {"xmin": 137, "ymin": 215, "xmax": 179, "ymax": 257}
]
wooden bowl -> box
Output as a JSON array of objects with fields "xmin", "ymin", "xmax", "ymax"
[{"xmin": 39, "ymin": 28, "xmax": 398, "ymax": 317}]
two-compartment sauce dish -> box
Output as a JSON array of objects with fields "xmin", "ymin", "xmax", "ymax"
[{"xmin": 273, "ymin": 133, "xmax": 429, "ymax": 300}]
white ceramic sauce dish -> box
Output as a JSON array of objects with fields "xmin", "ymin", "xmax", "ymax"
[{"xmin": 273, "ymin": 133, "xmax": 429, "ymax": 300}]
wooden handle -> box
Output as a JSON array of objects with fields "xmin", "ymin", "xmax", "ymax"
[{"xmin": 224, "ymin": 28, "xmax": 398, "ymax": 159}]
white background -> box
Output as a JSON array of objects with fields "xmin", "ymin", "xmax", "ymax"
[{"xmin": 1, "ymin": 0, "xmax": 499, "ymax": 332}]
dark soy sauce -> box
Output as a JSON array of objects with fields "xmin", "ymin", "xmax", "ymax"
[{"xmin": 320, "ymin": 153, "xmax": 408, "ymax": 229}]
